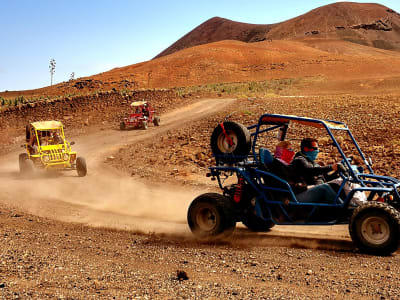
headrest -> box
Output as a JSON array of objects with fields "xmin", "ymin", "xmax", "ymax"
[{"xmin": 259, "ymin": 148, "xmax": 274, "ymax": 166}]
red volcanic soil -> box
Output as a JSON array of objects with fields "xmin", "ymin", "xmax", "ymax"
[
  {"xmin": 155, "ymin": 2, "xmax": 400, "ymax": 59},
  {"xmin": 92, "ymin": 38, "xmax": 400, "ymax": 94},
  {"xmin": 154, "ymin": 17, "xmax": 272, "ymax": 59},
  {"xmin": 266, "ymin": 2, "xmax": 400, "ymax": 50}
]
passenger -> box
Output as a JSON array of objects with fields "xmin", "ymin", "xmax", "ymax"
[
  {"xmin": 41, "ymin": 132, "xmax": 49, "ymax": 146},
  {"xmin": 51, "ymin": 131, "xmax": 63, "ymax": 144},
  {"xmin": 274, "ymin": 141, "xmax": 295, "ymax": 165},
  {"xmin": 270, "ymin": 141, "xmax": 307, "ymax": 195}
]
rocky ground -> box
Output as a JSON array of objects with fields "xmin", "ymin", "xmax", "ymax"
[{"xmin": 1, "ymin": 204, "xmax": 400, "ymax": 299}]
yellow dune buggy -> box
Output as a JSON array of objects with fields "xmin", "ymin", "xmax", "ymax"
[{"xmin": 19, "ymin": 121, "xmax": 87, "ymax": 177}]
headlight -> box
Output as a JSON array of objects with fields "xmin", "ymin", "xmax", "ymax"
[
  {"xmin": 63, "ymin": 153, "xmax": 69, "ymax": 161},
  {"xmin": 43, "ymin": 155, "xmax": 50, "ymax": 163}
]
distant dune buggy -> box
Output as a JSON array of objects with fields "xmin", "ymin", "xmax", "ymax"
[
  {"xmin": 120, "ymin": 101, "xmax": 160, "ymax": 130},
  {"xmin": 19, "ymin": 121, "xmax": 87, "ymax": 177},
  {"xmin": 188, "ymin": 114, "xmax": 400, "ymax": 255}
]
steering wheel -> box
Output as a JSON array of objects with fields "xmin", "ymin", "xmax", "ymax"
[{"xmin": 337, "ymin": 159, "xmax": 350, "ymax": 177}]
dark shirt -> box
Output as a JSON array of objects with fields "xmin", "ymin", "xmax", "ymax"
[
  {"xmin": 265, "ymin": 159, "xmax": 307, "ymax": 194},
  {"xmin": 291, "ymin": 152, "xmax": 333, "ymax": 186}
]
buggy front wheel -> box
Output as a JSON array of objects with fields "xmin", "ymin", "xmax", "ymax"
[
  {"xmin": 187, "ymin": 193, "xmax": 236, "ymax": 240},
  {"xmin": 120, "ymin": 122, "xmax": 126, "ymax": 130},
  {"xmin": 153, "ymin": 116, "xmax": 160, "ymax": 126},
  {"xmin": 141, "ymin": 120, "xmax": 148, "ymax": 130},
  {"xmin": 76, "ymin": 157, "xmax": 87, "ymax": 177},
  {"xmin": 349, "ymin": 202, "xmax": 400, "ymax": 255}
]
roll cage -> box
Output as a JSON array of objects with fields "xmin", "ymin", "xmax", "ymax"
[{"xmin": 209, "ymin": 114, "xmax": 400, "ymax": 224}]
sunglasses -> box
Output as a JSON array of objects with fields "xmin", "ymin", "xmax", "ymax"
[{"xmin": 309, "ymin": 146, "xmax": 319, "ymax": 150}]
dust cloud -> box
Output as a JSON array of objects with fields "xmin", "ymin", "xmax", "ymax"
[{"xmin": 0, "ymin": 157, "xmax": 199, "ymax": 236}]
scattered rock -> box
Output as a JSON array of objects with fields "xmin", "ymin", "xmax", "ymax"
[{"xmin": 176, "ymin": 270, "xmax": 189, "ymax": 281}]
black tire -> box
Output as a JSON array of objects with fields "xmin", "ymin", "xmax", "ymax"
[
  {"xmin": 76, "ymin": 157, "xmax": 87, "ymax": 177},
  {"xmin": 242, "ymin": 214, "xmax": 275, "ymax": 232},
  {"xmin": 19, "ymin": 153, "xmax": 28, "ymax": 171},
  {"xmin": 141, "ymin": 120, "xmax": 148, "ymax": 130},
  {"xmin": 241, "ymin": 195, "xmax": 275, "ymax": 232},
  {"xmin": 153, "ymin": 116, "xmax": 160, "ymax": 126},
  {"xmin": 120, "ymin": 122, "xmax": 126, "ymax": 130},
  {"xmin": 210, "ymin": 121, "xmax": 251, "ymax": 164},
  {"xmin": 19, "ymin": 153, "xmax": 34, "ymax": 175},
  {"xmin": 25, "ymin": 125, "xmax": 30, "ymax": 142},
  {"xmin": 349, "ymin": 202, "xmax": 400, "ymax": 256},
  {"xmin": 187, "ymin": 193, "xmax": 236, "ymax": 240}
]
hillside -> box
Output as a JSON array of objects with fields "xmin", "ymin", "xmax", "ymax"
[
  {"xmin": 90, "ymin": 38, "xmax": 400, "ymax": 94},
  {"xmin": 154, "ymin": 17, "xmax": 272, "ymax": 59},
  {"xmin": 155, "ymin": 2, "xmax": 400, "ymax": 58}
]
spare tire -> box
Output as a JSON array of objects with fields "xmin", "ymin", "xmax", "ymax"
[{"xmin": 210, "ymin": 122, "xmax": 251, "ymax": 164}]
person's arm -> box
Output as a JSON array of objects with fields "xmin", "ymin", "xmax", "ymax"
[{"xmin": 292, "ymin": 156, "xmax": 333, "ymax": 176}]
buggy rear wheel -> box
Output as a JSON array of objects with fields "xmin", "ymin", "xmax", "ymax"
[
  {"xmin": 120, "ymin": 122, "xmax": 126, "ymax": 130},
  {"xmin": 187, "ymin": 193, "xmax": 236, "ymax": 240},
  {"xmin": 153, "ymin": 116, "xmax": 160, "ymax": 126},
  {"xmin": 76, "ymin": 157, "xmax": 87, "ymax": 177},
  {"xmin": 19, "ymin": 153, "xmax": 28, "ymax": 172},
  {"xmin": 349, "ymin": 202, "xmax": 400, "ymax": 255},
  {"xmin": 210, "ymin": 122, "xmax": 251, "ymax": 164},
  {"xmin": 19, "ymin": 153, "xmax": 34, "ymax": 176}
]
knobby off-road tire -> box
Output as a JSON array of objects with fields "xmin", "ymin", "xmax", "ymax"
[
  {"xmin": 76, "ymin": 157, "xmax": 87, "ymax": 177},
  {"xmin": 242, "ymin": 213, "xmax": 275, "ymax": 232},
  {"xmin": 187, "ymin": 193, "xmax": 236, "ymax": 240},
  {"xmin": 241, "ymin": 195, "xmax": 275, "ymax": 232},
  {"xmin": 19, "ymin": 153, "xmax": 28, "ymax": 172},
  {"xmin": 153, "ymin": 116, "xmax": 160, "ymax": 126},
  {"xmin": 19, "ymin": 153, "xmax": 34, "ymax": 176},
  {"xmin": 141, "ymin": 120, "xmax": 148, "ymax": 130},
  {"xmin": 349, "ymin": 201, "xmax": 400, "ymax": 256},
  {"xmin": 120, "ymin": 122, "xmax": 126, "ymax": 130},
  {"xmin": 210, "ymin": 122, "xmax": 251, "ymax": 164}
]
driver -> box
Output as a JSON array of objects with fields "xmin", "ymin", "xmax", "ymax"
[
  {"xmin": 291, "ymin": 138, "xmax": 340, "ymax": 186},
  {"xmin": 291, "ymin": 138, "xmax": 341, "ymax": 204},
  {"xmin": 51, "ymin": 131, "xmax": 63, "ymax": 144}
]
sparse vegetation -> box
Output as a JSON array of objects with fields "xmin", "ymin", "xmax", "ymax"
[{"xmin": 175, "ymin": 78, "xmax": 302, "ymax": 98}]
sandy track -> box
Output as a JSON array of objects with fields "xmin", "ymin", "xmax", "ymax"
[
  {"xmin": 0, "ymin": 98, "xmax": 232, "ymax": 234},
  {"xmin": 0, "ymin": 97, "xmax": 352, "ymax": 250}
]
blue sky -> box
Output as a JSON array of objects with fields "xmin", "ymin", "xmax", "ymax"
[{"xmin": 1, "ymin": 0, "xmax": 399, "ymax": 91}]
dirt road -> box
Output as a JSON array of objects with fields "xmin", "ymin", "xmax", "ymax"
[{"xmin": 0, "ymin": 99, "xmax": 235, "ymax": 234}]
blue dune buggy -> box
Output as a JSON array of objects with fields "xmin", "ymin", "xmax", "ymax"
[{"xmin": 187, "ymin": 114, "xmax": 400, "ymax": 255}]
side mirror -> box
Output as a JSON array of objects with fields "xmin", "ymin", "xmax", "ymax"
[{"xmin": 70, "ymin": 141, "xmax": 75, "ymax": 146}]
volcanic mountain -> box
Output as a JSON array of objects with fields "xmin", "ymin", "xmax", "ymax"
[{"xmin": 155, "ymin": 2, "xmax": 400, "ymax": 58}]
